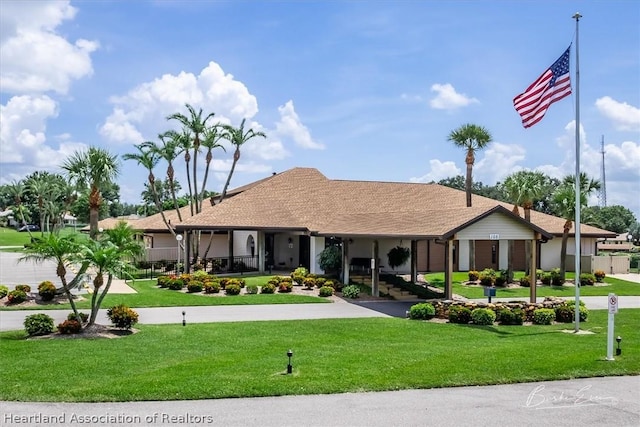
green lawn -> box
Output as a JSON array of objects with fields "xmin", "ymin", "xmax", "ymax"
[
  {"xmin": 424, "ymin": 272, "xmax": 640, "ymax": 298},
  {"xmin": 1, "ymin": 309, "xmax": 637, "ymax": 402},
  {"xmin": 0, "ymin": 278, "xmax": 329, "ymax": 311},
  {"xmin": 0, "ymin": 226, "xmax": 87, "ymax": 249}
]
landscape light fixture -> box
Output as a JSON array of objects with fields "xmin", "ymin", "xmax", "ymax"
[
  {"xmin": 616, "ymin": 336, "xmax": 622, "ymax": 356},
  {"xmin": 182, "ymin": 310, "xmax": 186, "ymax": 327},
  {"xmin": 287, "ymin": 349, "xmax": 293, "ymax": 374}
]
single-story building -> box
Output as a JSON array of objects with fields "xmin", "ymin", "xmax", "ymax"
[{"xmin": 158, "ymin": 167, "xmax": 615, "ymax": 301}]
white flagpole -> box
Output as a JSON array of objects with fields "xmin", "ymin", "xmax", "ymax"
[{"xmin": 573, "ymin": 12, "xmax": 582, "ymax": 332}]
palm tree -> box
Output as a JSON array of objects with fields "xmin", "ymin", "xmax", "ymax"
[
  {"xmin": 20, "ymin": 234, "xmax": 88, "ymax": 324},
  {"xmin": 8, "ymin": 180, "xmax": 33, "ymax": 236},
  {"xmin": 61, "ymin": 147, "xmax": 120, "ymax": 240},
  {"xmin": 156, "ymin": 131, "xmax": 184, "ymax": 221},
  {"xmin": 80, "ymin": 221, "xmax": 144, "ymax": 326},
  {"xmin": 553, "ymin": 173, "xmax": 601, "ymax": 282},
  {"xmin": 167, "ymin": 104, "xmax": 216, "ymax": 214},
  {"xmin": 198, "ymin": 124, "xmax": 225, "ymax": 212},
  {"xmin": 26, "ymin": 172, "xmax": 54, "ymax": 236},
  {"xmin": 502, "ymin": 170, "xmax": 547, "ymax": 278},
  {"xmin": 220, "ymin": 118, "xmax": 267, "ymax": 200},
  {"xmin": 447, "ymin": 124, "xmax": 493, "ymax": 208}
]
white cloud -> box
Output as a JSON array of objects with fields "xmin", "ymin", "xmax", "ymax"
[
  {"xmin": 0, "ymin": 0, "xmax": 98, "ymax": 95},
  {"xmin": 475, "ymin": 142, "xmax": 526, "ymax": 184},
  {"xmin": 410, "ymin": 159, "xmax": 461, "ymax": 183},
  {"xmin": 595, "ymin": 96, "xmax": 640, "ymax": 132},
  {"xmin": 275, "ymin": 100, "xmax": 324, "ymax": 149},
  {"xmin": 0, "ymin": 95, "xmax": 87, "ymax": 170},
  {"xmin": 100, "ymin": 62, "xmax": 259, "ymax": 144},
  {"xmin": 429, "ymin": 83, "xmax": 479, "ymax": 110}
]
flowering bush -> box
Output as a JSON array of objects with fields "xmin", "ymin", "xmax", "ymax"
[
  {"xmin": 594, "ymin": 270, "xmax": 606, "ymax": 282},
  {"xmin": 107, "ymin": 304, "xmax": 139, "ymax": 330},
  {"xmin": 38, "ymin": 281, "xmax": 57, "ymax": 301}
]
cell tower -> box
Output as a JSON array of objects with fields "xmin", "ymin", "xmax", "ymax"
[{"xmin": 598, "ymin": 135, "xmax": 607, "ymax": 207}]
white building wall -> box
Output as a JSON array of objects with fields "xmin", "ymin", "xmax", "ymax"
[
  {"xmin": 498, "ymin": 240, "xmax": 509, "ymax": 270},
  {"xmin": 539, "ymin": 236, "xmax": 598, "ymax": 271},
  {"xmin": 458, "ymin": 240, "xmax": 470, "ymax": 271},
  {"xmin": 309, "ymin": 236, "xmax": 325, "ymax": 274},
  {"xmin": 455, "ymin": 213, "xmax": 535, "ymax": 240},
  {"xmin": 234, "ymin": 231, "xmax": 255, "ymax": 256}
]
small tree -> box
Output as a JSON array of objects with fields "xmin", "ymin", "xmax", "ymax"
[{"xmin": 318, "ymin": 245, "xmax": 342, "ymax": 275}]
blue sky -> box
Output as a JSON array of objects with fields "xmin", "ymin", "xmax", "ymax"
[{"xmin": 1, "ymin": 1, "xmax": 639, "ymax": 219}]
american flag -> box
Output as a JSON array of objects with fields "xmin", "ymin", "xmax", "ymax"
[{"xmin": 513, "ymin": 46, "xmax": 572, "ymax": 128}]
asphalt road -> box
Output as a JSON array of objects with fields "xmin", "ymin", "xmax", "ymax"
[{"xmin": 1, "ymin": 376, "xmax": 638, "ymax": 426}]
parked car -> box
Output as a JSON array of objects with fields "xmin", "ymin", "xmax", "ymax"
[{"xmin": 18, "ymin": 224, "xmax": 40, "ymax": 232}]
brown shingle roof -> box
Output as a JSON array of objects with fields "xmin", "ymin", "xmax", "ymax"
[{"xmin": 174, "ymin": 167, "xmax": 613, "ymax": 238}]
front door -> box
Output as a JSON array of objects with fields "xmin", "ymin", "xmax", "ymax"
[{"xmin": 298, "ymin": 235, "xmax": 310, "ymax": 270}]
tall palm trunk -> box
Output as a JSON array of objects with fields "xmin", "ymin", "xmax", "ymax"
[
  {"xmin": 221, "ymin": 148, "xmax": 241, "ymax": 201},
  {"xmin": 184, "ymin": 152, "xmax": 194, "ymax": 216},
  {"xmin": 89, "ymin": 185, "xmax": 101, "ymax": 240},
  {"xmin": 167, "ymin": 162, "xmax": 182, "ymax": 221},
  {"xmin": 192, "ymin": 136, "xmax": 200, "ymax": 214},
  {"xmin": 465, "ymin": 149, "xmax": 474, "ymax": 207}
]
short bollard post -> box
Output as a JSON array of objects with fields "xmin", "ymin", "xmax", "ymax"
[
  {"xmin": 182, "ymin": 310, "xmax": 186, "ymax": 327},
  {"xmin": 287, "ymin": 349, "xmax": 293, "ymax": 374}
]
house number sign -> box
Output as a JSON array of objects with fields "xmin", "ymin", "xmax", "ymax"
[{"xmin": 489, "ymin": 234, "xmax": 500, "ymax": 240}]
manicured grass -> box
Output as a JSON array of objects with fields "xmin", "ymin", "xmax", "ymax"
[
  {"xmin": 0, "ymin": 226, "xmax": 88, "ymax": 249},
  {"xmin": 1, "ymin": 309, "xmax": 637, "ymax": 402},
  {"xmin": 424, "ymin": 272, "xmax": 640, "ymax": 299},
  {"xmin": 0, "ymin": 278, "xmax": 329, "ymax": 311}
]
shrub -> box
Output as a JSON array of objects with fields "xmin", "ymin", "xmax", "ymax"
[
  {"xmin": 448, "ymin": 305, "xmax": 472, "ymax": 324},
  {"xmin": 467, "ymin": 270, "xmax": 480, "ymax": 282},
  {"xmin": 260, "ymin": 283, "xmax": 276, "ymax": 294},
  {"xmin": 565, "ymin": 301, "xmax": 589, "ymax": 321},
  {"xmin": 532, "ymin": 308, "xmax": 556, "ymax": 325},
  {"xmin": 594, "ymin": 270, "xmax": 606, "ymax": 282},
  {"xmin": 302, "ymin": 277, "xmax": 317, "ymax": 290},
  {"xmin": 24, "ymin": 313, "xmax": 54, "ymax": 336},
  {"xmin": 540, "ymin": 273, "xmax": 552, "ymax": 285},
  {"xmin": 225, "ymin": 284, "xmax": 241, "ymax": 295},
  {"xmin": 7, "ymin": 289, "xmax": 27, "ymax": 304},
  {"xmin": 278, "ymin": 281, "xmax": 293, "ymax": 293},
  {"xmin": 498, "ymin": 308, "xmax": 524, "ymax": 325},
  {"xmin": 15, "ymin": 284, "xmax": 31, "ymax": 293},
  {"xmin": 554, "ymin": 305, "xmax": 574, "ymax": 323},
  {"xmin": 107, "ymin": 304, "xmax": 139, "ymax": 329},
  {"xmin": 471, "ymin": 308, "xmax": 496, "ymax": 325},
  {"xmin": 409, "ymin": 302, "xmax": 435, "ymax": 320},
  {"xmin": 192, "ymin": 270, "xmax": 210, "ymax": 280},
  {"xmin": 0, "ymin": 285, "xmax": 8, "ymax": 299},
  {"xmin": 341, "ymin": 285, "xmax": 360, "ymax": 299},
  {"xmin": 479, "ymin": 269, "xmax": 495, "ymax": 287},
  {"xmin": 519, "ymin": 276, "xmax": 531, "ymax": 287},
  {"xmin": 167, "ymin": 277, "xmax": 185, "ymax": 290},
  {"xmin": 67, "ymin": 312, "xmax": 89, "ymax": 323},
  {"xmin": 225, "ymin": 278, "xmax": 244, "ymax": 289},
  {"xmin": 156, "ymin": 275, "xmax": 171, "ymax": 288},
  {"xmin": 315, "ymin": 277, "xmax": 327, "ymax": 287},
  {"xmin": 291, "ymin": 267, "xmax": 309, "ymax": 278},
  {"xmin": 245, "ymin": 284, "xmax": 259, "ymax": 294},
  {"xmin": 494, "ymin": 271, "xmax": 507, "ymax": 287},
  {"xmin": 550, "ymin": 268, "xmax": 563, "ymax": 286},
  {"xmin": 57, "ymin": 319, "xmax": 82, "ymax": 334},
  {"xmin": 38, "ymin": 281, "xmax": 57, "ymax": 301},
  {"xmin": 579, "ymin": 273, "xmax": 595, "ymax": 286},
  {"xmin": 186, "ymin": 281, "xmax": 203, "ymax": 293},
  {"xmin": 536, "ymin": 269, "xmax": 544, "ymax": 279},
  {"xmin": 318, "ymin": 286, "xmax": 334, "ymax": 297},
  {"xmin": 203, "ymin": 280, "xmax": 221, "ymax": 294},
  {"xmin": 318, "ymin": 245, "xmax": 342, "ymax": 274}
]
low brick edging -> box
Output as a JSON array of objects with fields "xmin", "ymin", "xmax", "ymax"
[{"xmin": 427, "ymin": 297, "xmax": 568, "ymax": 323}]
